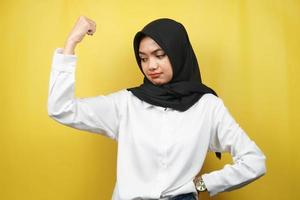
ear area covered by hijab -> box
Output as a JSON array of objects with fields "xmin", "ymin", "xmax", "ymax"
[{"xmin": 127, "ymin": 18, "xmax": 218, "ymax": 112}]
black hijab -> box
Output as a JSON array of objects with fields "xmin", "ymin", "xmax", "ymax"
[
  {"xmin": 127, "ymin": 18, "xmax": 218, "ymax": 111},
  {"xmin": 127, "ymin": 18, "xmax": 221, "ymax": 159}
]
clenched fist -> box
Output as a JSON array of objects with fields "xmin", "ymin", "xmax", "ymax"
[{"xmin": 63, "ymin": 16, "xmax": 96, "ymax": 55}]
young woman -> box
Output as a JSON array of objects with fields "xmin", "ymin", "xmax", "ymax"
[{"xmin": 48, "ymin": 16, "xmax": 266, "ymax": 200}]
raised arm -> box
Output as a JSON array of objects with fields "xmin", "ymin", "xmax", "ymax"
[
  {"xmin": 201, "ymin": 97, "xmax": 266, "ymax": 196},
  {"xmin": 62, "ymin": 16, "xmax": 96, "ymax": 55},
  {"xmin": 47, "ymin": 16, "xmax": 123, "ymax": 140}
]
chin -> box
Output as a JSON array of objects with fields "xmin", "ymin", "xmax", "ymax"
[
  {"xmin": 151, "ymin": 80, "xmax": 167, "ymax": 85},
  {"xmin": 147, "ymin": 77, "xmax": 170, "ymax": 85}
]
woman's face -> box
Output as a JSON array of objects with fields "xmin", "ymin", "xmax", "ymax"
[{"xmin": 139, "ymin": 36, "xmax": 173, "ymax": 85}]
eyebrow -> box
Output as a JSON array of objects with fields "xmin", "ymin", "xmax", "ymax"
[{"xmin": 139, "ymin": 48, "xmax": 164, "ymax": 55}]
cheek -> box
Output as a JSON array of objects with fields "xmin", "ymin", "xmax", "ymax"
[
  {"xmin": 141, "ymin": 63, "xmax": 147, "ymax": 74},
  {"xmin": 168, "ymin": 65, "xmax": 173, "ymax": 77},
  {"xmin": 162, "ymin": 61, "xmax": 173, "ymax": 79}
]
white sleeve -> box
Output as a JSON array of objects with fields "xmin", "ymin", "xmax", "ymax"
[
  {"xmin": 47, "ymin": 48, "xmax": 124, "ymax": 140},
  {"xmin": 201, "ymin": 97, "xmax": 266, "ymax": 196}
]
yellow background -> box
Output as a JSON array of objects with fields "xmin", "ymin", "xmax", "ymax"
[{"xmin": 1, "ymin": 0, "xmax": 299, "ymax": 199}]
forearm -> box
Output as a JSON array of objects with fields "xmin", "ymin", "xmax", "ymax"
[
  {"xmin": 201, "ymin": 148, "xmax": 266, "ymax": 196},
  {"xmin": 63, "ymin": 40, "xmax": 77, "ymax": 55},
  {"xmin": 47, "ymin": 48, "xmax": 77, "ymax": 121}
]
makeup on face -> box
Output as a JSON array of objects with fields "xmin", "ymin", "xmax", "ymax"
[{"xmin": 138, "ymin": 36, "xmax": 173, "ymax": 85}]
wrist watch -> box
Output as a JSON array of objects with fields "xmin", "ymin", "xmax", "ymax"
[{"xmin": 194, "ymin": 176, "xmax": 207, "ymax": 192}]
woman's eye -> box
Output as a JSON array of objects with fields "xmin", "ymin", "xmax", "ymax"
[
  {"xmin": 157, "ymin": 54, "xmax": 166, "ymax": 59},
  {"xmin": 140, "ymin": 58, "xmax": 147, "ymax": 62}
]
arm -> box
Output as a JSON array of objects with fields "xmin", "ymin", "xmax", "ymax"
[
  {"xmin": 62, "ymin": 15, "xmax": 96, "ymax": 55},
  {"xmin": 201, "ymin": 97, "xmax": 266, "ymax": 196},
  {"xmin": 47, "ymin": 48, "xmax": 123, "ymax": 140},
  {"xmin": 48, "ymin": 16, "xmax": 122, "ymax": 140}
]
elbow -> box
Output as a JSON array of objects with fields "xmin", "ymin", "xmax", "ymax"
[
  {"xmin": 47, "ymin": 104, "xmax": 60, "ymax": 118},
  {"xmin": 240, "ymin": 153, "xmax": 267, "ymax": 181},
  {"xmin": 47, "ymin": 107, "xmax": 74, "ymax": 125},
  {"xmin": 47, "ymin": 100, "xmax": 77, "ymax": 127},
  {"xmin": 249, "ymin": 154, "xmax": 267, "ymax": 179},
  {"xmin": 246, "ymin": 144, "xmax": 267, "ymax": 179},
  {"xmin": 47, "ymin": 105, "xmax": 55, "ymax": 118},
  {"xmin": 47, "ymin": 107, "xmax": 62, "ymax": 121},
  {"xmin": 47, "ymin": 104, "xmax": 55, "ymax": 118},
  {"xmin": 47, "ymin": 103, "xmax": 72, "ymax": 121},
  {"xmin": 47, "ymin": 98, "xmax": 75, "ymax": 117},
  {"xmin": 257, "ymin": 154, "xmax": 267, "ymax": 177}
]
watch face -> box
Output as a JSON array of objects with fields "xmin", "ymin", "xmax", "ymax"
[
  {"xmin": 195, "ymin": 178, "xmax": 207, "ymax": 192},
  {"xmin": 199, "ymin": 183, "xmax": 206, "ymax": 192}
]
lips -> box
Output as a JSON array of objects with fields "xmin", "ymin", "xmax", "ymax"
[
  {"xmin": 149, "ymin": 73, "xmax": 162, "ymax": 78},
  {"xmin": 149, "ymin": 72, "xmax": 162, "ymax": 76}
]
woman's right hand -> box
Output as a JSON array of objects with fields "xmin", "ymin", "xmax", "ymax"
[{"xmin": 63, "ymin": 16, "xmax": 97, "ymax": 55}]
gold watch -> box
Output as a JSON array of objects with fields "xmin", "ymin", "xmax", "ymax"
[{"xmin": 194, "ymin": 176, "xmax": 207, "ymax": 192}]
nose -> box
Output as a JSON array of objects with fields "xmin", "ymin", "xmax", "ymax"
[{"xmin": 148, "ymin": 58, "xmax": 158, "ymax": 71}]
